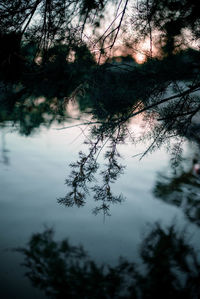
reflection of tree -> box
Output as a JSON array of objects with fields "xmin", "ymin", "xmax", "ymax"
[
  {"xmin": 1, "ymin": 1, "xmax": 200, "ymax": 213},
  {"xmin": 1, "ymin": 48, "xmax": 200, "ymax": 212},
  {"xmin": 0, "ymin": 40, "xmax": 96, "ymax": 134},
  {"xmin": 137, "ymin": 223, "xmax": 200, "ymax": 299},
  {"xmin": 1, "ymin": 1, "xmax": 200, "ymax": 136},
  {"xmin": 58, "ymin": 47, "xmax": 200, "ymax": 214},
  {"xmin": 18, "ymin": 223, "xmax": 200, "ymax": 298},
  {"xmin": 17, "ymin": 228, "xmax": 136, "ymax": 299},
  {"xmin": 153, "ymin": 158, "xmax": 200, "ymax": 225},
  {"xmin": 0, "ymin": 128, "xmax": 9, "ymax": 165}
]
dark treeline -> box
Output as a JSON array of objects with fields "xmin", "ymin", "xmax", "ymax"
[
  {"xmin": 1, "ymin": 0, "xmax": 200, "ymax": 142},
  {"xmin": 1, "ymin": 0, "xmax": 200, "ymax": 212},
  {"xmin": 1, "ymin": 2, "xmax": 200, "ymax": 298}
]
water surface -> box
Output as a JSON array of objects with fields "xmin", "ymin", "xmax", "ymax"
[{"xmin": 0, "ymin": 119, "xmax": 200, "ymax": 298}]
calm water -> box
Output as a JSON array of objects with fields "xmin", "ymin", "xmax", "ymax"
[{"xmin": 0, "ymin": 118, "xmax": 200, "ymax": 298}]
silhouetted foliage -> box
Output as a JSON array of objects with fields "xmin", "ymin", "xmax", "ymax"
[
  {"xmin": 57, "ymin": 47, "xmax": 200, "ymax": 213},
  {"xmin": 2, "ymin": 3, "xmax": 200, "ymax": 298},
  {"xmin": 58, "ymin": 123, "xmax": 126, "ymax": 215},
  {"xmin": 154, "ymin": 154, "xmax": 200, "ymax": 226},
  {"xmin": 17, "ymin": 223, "xmax": 200, "ymax": 298},
  {"xmin": 131, "ymin": 0, "xmax": 200, "ymax": 56},
  {"xmin": 1, "ymin": 0, "xmax": 200, "ymax": 213}
]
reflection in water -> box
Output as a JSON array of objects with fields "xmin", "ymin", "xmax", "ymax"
[
  {"xmin": 18, "ymin": 224, "xmax": 200, "ymax": 299},
  {"xmin": 0, "ymin": 128, "xmax": 9, "ymax": 165},
  {"xmin": 1, "ymin": 1, "xmax": 200, "ymax": 298},
  {"xmin": 154, "ymin": 152, "xmax": 200, "ymax": 226},
  {"xmin": 0, "ymin": 45, "xmax": 200, "ymax": 214}
]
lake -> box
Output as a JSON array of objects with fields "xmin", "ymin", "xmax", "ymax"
[{"xmin": 0, "ymin": 111, "xmax": 200, "ymax": 298}]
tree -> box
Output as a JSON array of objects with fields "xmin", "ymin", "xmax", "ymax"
[{"xmin": 1, "ymin": 0, "xmax": 200, "ymax": 213}]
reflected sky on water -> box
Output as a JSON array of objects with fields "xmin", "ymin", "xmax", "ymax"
[{"xmin": 0, "ymin": 118, "xmax": 200, "ymax": 298}]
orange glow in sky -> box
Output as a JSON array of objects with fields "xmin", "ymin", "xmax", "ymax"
[
  {"xmin": 134, "ymin": 53, "xmax": 147, "ymax": 64},
  {"xmin": 109, "ymin": 37, "xmax": 158, "ymax": 64}
]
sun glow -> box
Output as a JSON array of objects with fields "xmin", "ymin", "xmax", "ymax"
[{"xmin": 134, "ymin": 53, "xmax": 147, "ymax": 64}]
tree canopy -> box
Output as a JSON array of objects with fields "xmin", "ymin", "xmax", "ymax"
[{"xmin": 0, "ymin": 0, "xmax": 200, "ymax": 213}]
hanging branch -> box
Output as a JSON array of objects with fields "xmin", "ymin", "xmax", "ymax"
[{"xmin": 21, "ymin": 0, "xmax": 41, "ymax": 37}]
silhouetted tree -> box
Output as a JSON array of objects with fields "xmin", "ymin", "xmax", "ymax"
[{"xmin": 1, "ymin": 0, "xmax": 200, "ymax": 213}]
